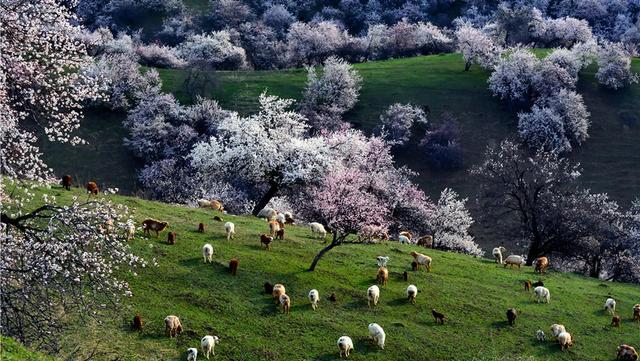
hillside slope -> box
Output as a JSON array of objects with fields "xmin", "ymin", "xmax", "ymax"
[{"xmin": 13, "ymin": 185, "xmax": 640, "ymax": 361}]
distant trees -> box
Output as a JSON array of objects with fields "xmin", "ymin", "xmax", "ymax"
[
  {"xmin": 596, "ymin": 42, "xmax": 639, "ymax": 90},
  {"xmin": 178, "ymin": 32, "xmax": 247, "ymax": 70},
  {"xmin": 455, "ymin": 23, "xmax": 502, "ymax": 71},
  {"xmin": 419, "ymin": 117, "xmax": 463, "ymax": 170},
  {"xmin": 376, "ymin": 103, "xmax": 427, "ymax": 145},
  {"xmin": 488, "ymin": 47, "xmax": 538, "ymax": 103}
]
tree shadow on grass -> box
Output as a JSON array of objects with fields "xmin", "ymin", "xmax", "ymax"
[{"xmin": 491, "ymin": 320, "xmax": 511, "ymax": 329}]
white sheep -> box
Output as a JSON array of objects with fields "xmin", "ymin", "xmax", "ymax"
[
  {"xmin": 406, "ymin": 284, "xmax": 418, "ymax": 304},
  {"xmin": 257, "ymin": 207, "xmax": 278, "ymax": 221},
  {"xmin": 308, "ymin": 289, "xmax": 320, "ymax": 310},
  {"xmin": 187, "ymin": 348, "xmax": 198, "ymax": 361},
  {"xmin": 126, "ymin": 222, "xmax": 136, "ymax": 240},
  {"xmin": 503, "ymin": 255, "xmax": 525, "ymax": 268},
  {"xmin": 367, "ymin": 285, "xmax": 380, "ymax": 308},
  {"xmin": 276, "ymin": 213, "xmax": 286, "ymax": 224},
  {"xmin": 398, "ymin": 235, "xmax": 411, "ymax": 244},
  {"xmin": 534, "ymin": 286, "xmax": 550, "ymax": 303},
  {"xmin": 337, "ymin": 336, "xmax": 353, "ymax": 358},
  {"xmin": 376, "ymin": 256, "xmax": 389, "ymax": 267},
  {"xmin": 202, "ymin": 244, "xmax": 213, "ymax": 263},
  {"xmin": 536, "ymin": 330, "xmax": 546, "ymax": 341},
  {"xmin": 604, "ymin": 298, "xmax": 616, "ymax": 315},
  {"xmin": 368, "ymin": 323, "xmax": 386, "ymax": 349},
  {"xmin": 224, "ymin": 222, "xmax": 235, "ymax": 241},
  {"xmin": 200, "ymin": 335, "xmax": 220, "ymax": 359},
  {"xmin": 309, "ymin": 222, "xmax": 327, "ymax": 240},
  {"xmin": 197, "ymin": 199, "xmax": 211, "ymax": 208},
  {"xmin": 557, "ymin": 331, "xmax": 573, "ymax": 351},
  {"xmin": 492, "ymin": 247, "xmax": 506, "ymax": 264},
  {"xmin": 550, "ymin": 324, "xmax": 566, "ymax": 337}
]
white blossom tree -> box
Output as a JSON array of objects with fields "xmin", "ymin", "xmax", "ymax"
[
  {"xmin": 488, "ymin": 47, "xmax": 539, "ymax": 103},
  {"xmin": 455, "ymin": 23, "xmax": 502, "ymax": 71},
  {"xmin": 596, "ymin": 41, "xmax": 639, "ymax": 90},
  {"xmin": 178, "ymin": 32, "xmax": 247, "ymax": 70},
  {"xmin": 376, "ymin": 103, "xmax": 427, "ymax": 145},
  {"xmin": 429, "ymin": 189, "xmax": 483, "ymax": 257}
]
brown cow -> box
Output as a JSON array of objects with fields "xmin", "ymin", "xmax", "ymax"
[
  {"xmin": 142, "ymin": 219, "xmax": 169, "ymax": 237},
  {"xmin": 61, "ymin": 175, "xmax": 72, "ymax": 190},
  {"xmin": 86, "ymin": 181, "xmax": 99, "ymax": 195}
]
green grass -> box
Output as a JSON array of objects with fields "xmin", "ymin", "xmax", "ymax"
[
  {"xmin": 1, "ymin": 337, "xmax": 60, "ymax": 361},
  {"xmin": 10, "ymin": 185, "xmax": 640, "ymax": 360}
]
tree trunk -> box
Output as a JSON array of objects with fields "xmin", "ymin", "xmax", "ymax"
[
  {"xmin": 588, "ymin": 255, "xmax": 601, "ymax": 279},
  {"xmin": 526, "ymin": 238, "xmax": 542, "ymax": 266},
  {"xmin": 308, "ymin": 232, "xmax": 340, "ymax": 271},
  {"xmin": 251, "ymin": 183, "xmax": 279, "ymax": 216},
  {"xmin": 464, "ymin": 61, "xmax": 472, "ymax": 71}
]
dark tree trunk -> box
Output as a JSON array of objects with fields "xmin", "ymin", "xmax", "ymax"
[
  {"xmin": 464, "ymin": 61, "xmax": 472, "ymax": 71},
  {"xmin": 308, "ymin": 232, "xmax": 341, "ymax": 271},
  {"xmin": 588, "ymin": 256, "xmax": 601, "ymax": 278},
  {"xmin": 251, "ymin": 183, "xmax": 279, "ymax": 216},
  {"xmin": 526, "ymin": 238, "xmax": 543, "ymax": 266}
]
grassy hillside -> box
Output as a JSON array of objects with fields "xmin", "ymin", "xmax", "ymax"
[
  {"xmin": 1, "ymin": 337, "xmax": 59, "ymax": 361},
  {"xmin": 11, "ymin": 185, "xmax": 640, "ymax": 361}
]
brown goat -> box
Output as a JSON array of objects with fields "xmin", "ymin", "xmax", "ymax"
[
  {"xmin": 329, "ymin": 293, "xmax": 337, "ymax": 302},
  {"xmin": 132, "ymin": 314, "xmax": 143, "ymax": 331},
  {"xmin": 416, "ymin": 235, "xmax": 433, "ymax": 248},
  {"xmin": 142, "ymin": 219, "xmax": 169, "ymax": 237},
  {"xmin": 264, "ymin": 282, "xmax": 274, "ymax": 294},
  {"xmin": 61, "ymin": 175, "xmax": 72, "ymax": 190},
  {"xmin": 633, "ymin": 304, "xmax": 640, "ymax": 322},
  {"xmin": 403, "ymin": 271, "xmax": 409, "ymax": 281},
  {"xmin": 432, "ymin": 309, "xmax": 446, "ymax": 325},
  {"xmin": 611, "ymin": 315, "xmax": 621, "ymax": 327},
  {"xmin": 260, "ymin": 234, "xmax": 273, "ymax": 250},
  {"xmin": 197, "ymin": 222, "xmax": 205, "ymax": 233},
  {"xmin": 524, "ymin": 280, "xmax": 532, "ymax": 291},
  {"xmin": 164, "ymin": 315, "xmax": 182, "ymax": 338},
  {"xmin": 229, "ymin": 258, "xmax": 239, "ymax": 276},
  {"xmin": 211, "ymin": 200, "xmax": 224, "ymax": 212},
  {"xmin": 280, "ymin": 294, "xmax": 291, "ymax": 315},
  {"xmin": 213, "ymin": 216, "xmax": 224, "ymax": 222},
  {"xmin": 376, "ymin": 267, "xmax": 389, "ymax": 286},
  {"xmin": 617, "ymin": 344, "xmax": 639, "ymax": 361},
  {"xmin": 167, "ymin": 231, "xmax": 177, "ymax": 245},
  {"xmin": 275, "ymin": 229, "xmax": 285, "ymax": 240},
  {"xmin": 272, "ymin": 284, "xmax": 286, "ymax": 304},
  {"xmin": 86, "ymin": 181, "xmax": 99, "ymax": 195},
  {"xmin": 535, "ymin": 256, "xmax": 549, "ymax": 274},
  {"xmin": 507, "ymin": 308, "xmax": 517, "ymax": 326}
]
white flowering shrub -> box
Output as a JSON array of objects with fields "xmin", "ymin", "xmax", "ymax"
[
  {"xmin": 456, "ymin": 23, "xmax": 502, "ymax": 71},
  {"xmin": 136, "ymin": 44, "xmax": 185, "ymax": 69},
  {"xmin": 596, "ymin": 41, "xmax": 639, "ymax": 90},
  {"xmin": 429, "ymin": 188, "xmax": 483, "ymax": 257},
  {"xmin": 488, "ymin": 47, "xmax": 539, "ymax": 102},
  {"xmin": 376, "ymin": 103, "xmax": 427, "ymax": 145},
  {"xmin": 178, "ymin": 32, "xmax": 247, "ymax": 69}
]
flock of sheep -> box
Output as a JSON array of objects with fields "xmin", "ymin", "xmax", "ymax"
[{"xmin": 117, "ymin": 194, "xmax": 640, "ymax": 360}]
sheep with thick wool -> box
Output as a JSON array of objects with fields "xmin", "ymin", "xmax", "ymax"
[
  {"xmin": 164, "ymin": 315, "xmax": 183, "ymax": 338},
  {"xmin": 202, "ymin": 244, "xmax": 213, "ymax": 263},
  {"xmin": 504, "ymin": 255, "xmax": 525, "ymax": 268},
  {"xmin": 534, "ymin": 286, "xmax": 550, "ymax": 303},
  {"xmin": 224, "ymin": 222, "xmax": 235, "ymax": 241},
  {"xmin": 201, "ymin": 335, "xmax": 220, "ymax": 359},
  {"xmin": 368, "ymin": 323, "xmax": 386, "ymax": 349},
  {"xmin": 187, "ymin": 347, "xmax": 198, "ymax": 361},
  {"xmin": 550, "ymin": 324, "xmax": 566, "ymax": 337},
  {"xmin": 309, "ymin": 222, "xmax": 327, "ymax": 240},
  {"xmin": 367, "ymin": 285, "xmax": 380, "ymax": 308},
  {"xmin": 557, "ymin": 331, "xmax": 573, "ymax": 351},
  {"xmin": 308, "ymin": 289, "xmax": 320, "ymax": 310},
  {"xmin": 410, "ymin": 251, "xmax": 432, "ymax": 271},
  {"xmin": 337, "ymin": 336, "xmax": 353, "ymax": 358},
  {"xmin": 492, "ymin": 247, "xmax": 506, "ymax": 264},
  {"xmin": 406, "ymin": 284, "xmax": 418, "ymax": 304},
  {"xmin": 605, "ymin": 298, "xmax": 617, "ymax": 315}
]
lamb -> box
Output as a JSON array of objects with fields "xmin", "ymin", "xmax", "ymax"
[
  {"xmin": 272, "ymin": 284, "xmax": 286, "ymax": 304},
  {"xmin": 308, "ymin": 289, "xmax": 320, "ymax": 310},
  {"xmin": 633, "ymin": 304, "xmax": 640, "ymax": 322},
  {"xmin": 550, "ymin": 324, "xmax": 566, "ymax": 337},
  {"xmin": 86, "ymin": 181, "xmax": 99, "ymax": 195},
  {"xmin": 368, "ymin": 323, "xmax": 385, "ymax": 349},
  {"xmin": 534, "ymin": 256, "xmax": 549, "ymax": 274},
  {"xmin": 280, "ymin": 294, "xmax": 291, "ymax": 314},
  {"xmin": 503, "ymin": 255, "xmax": 525, "ymax": 268},
  {"xmin": 410, "ymin": 251, "xmax": 432, "ymax": 272},
  {"xmin": 202, "ymin": 244, "xmax": 213, "ymax": 263},
  {"xmin": 611, "ymin": 315, "xmax": 621, "ymax": 327},
  {"xmin": 268, "ymin": 220, "xmax": 280, "ymax": 237},
  {"xmin": 376, "ymin": 267, "xmax": 388, "ymax": 286},
  {"xmin": 329, "ymin": 293, "xmax": 337, "ymax": 302},
  {"xmin": 557, "ymin": 331, "xmax": 573, "ymax": 351},
  {"xmin": 617, "ymin": 344, "xmax": 638, "ymax": 361},
  {"xmin": 224, "ymin": 222, "xmax": 235, "ymax": 241},
  {"xmin": 534, "ymin": 286, "xmax": 550, "ymax": 303},
  {"xmin": 257, "ymin": 207, "xmax": 278, "ymax": 221},
  {"xmin": 337, "ymin": 336, "xmax": 353, "ymax": 358},
  {"xmin": 168, "ymin": 231, "xmax": 177, "ymax": 245},
  {"xmin": 309, "ymin": 222, "xmax": 327, "ymax": 240},
  {"xmin": 275, "ymin": 229, "xmax": 285, "ymax": 240},
  {"xmin": 132, "ymin": 314, "xmax": 143, "ymax": 331},
  {"xmin": 197, "ymin": 222, "xmax": 205, "ymax": 233},
  {"xmin": 376, "ymin": 256, "xmax": 389, "ymax": 267},
  {"xmin": 61, "ymin": 175, "xmax": 72, "ymax": 190},
  {"xmin": 398, "ymin": 235, "xmax": 411, "ymax": 244},
  {"xmin": 403, "ymin": 271, "xmax": 409, "ymax": 281},
  {"xmin": 492, "ymin": 247, "xmax": 507, "ymax": 264},
  {"xmin": 187, "ymin": 347, "xmax": 198, "ymax": 361},
  {"xmin": 264, "ymin": 282, "xmax": 274, "ymax": 294},
  {"xmin": 164, "ymin": 315, "xmax": 183, "ymax": 338},
  {"xmin": 126, "ymin": 222, "xmax": 136, "ymax": 240},
  {"xmin": 229, "ymin": 258, "xmax": 239, "ymax": 276},
  {"xmin": 142, "ymin": 219, "xmax": 169, "ymax": 237},
  {"xmin": 284, "ymin": 211, "xmax": 294, "ymax": 224},
  {"xmin": 260, "ymin": 234, "xmax": 273, "ymax": 250},
  {"xmin": 506, "ymin": 308, "xmax": 517, "ymax": 326},
  {"xmin": 432, "ymin": 309, "xmax": 446, "ymax": 324},
  {"xmin": 201, "ymin": 335, "xmax": 220, "ymax": 359},
  {"xmin": 524, "ymin": 280, "xmax": 532, "ymax": 291},
  {"xmin": 536, "ymin": 330, "xmax": 546, "ymax": 341},
  {"xmin": 605, "ymin": 298, "xmax": 617, "ymax": 315},
  {"xmin": 406, "ymin": 284, "xmax": 417, "ymax": 304},
  {"xmin": 416, "ymin": 235, "xmax": 433, "ymax": 248},
  {"xmin": 367, "ymin": 285, "xmax": 380, "ymax": 308}
]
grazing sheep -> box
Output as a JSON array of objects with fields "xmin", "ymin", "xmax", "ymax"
[
  {"xmin": 376, "ymin": 256, "xmax": 389, "ymax": 267},
  {"xmin": 268, "ymin": 220, "xmax": 281, "ymax": 237},
  {"xmin": 534, "ymin": 256, "xmax": 549, "ymax": 274},
  {"xmin": 168, "ymin": 231, "xmax": 177, "ymax": 245},
  {"xmin": 411, "ymin": 261, "xmax": 418, "ymax": 271},
  {"xmin": 257, "ymin": 207, "xmax": 278, "ymax": 221},
  {"xmin": 198, "ymin": 223, "xmax": 205, "ymax": 233},
  {"xmin": 532, "ymin": 280, "xmax": 544, "ymax": 288},
  {"xmin": 329, "ymin": 293, "xmax": 337, "ymax": 302},
  {"xmin": 337, "ymin": 336, "xmax": 353, "ymax": 358},
  {"xmin": 410, "ymin": 251, "xmax": 432, "ymax": 272},
  {"xmin": 557, "ymin": 331, "xmax": 573, "ymax": 351},
  {"xmin": 503, "ymin": 255, "xmax": 525, "ymax": 268},
  {"xmin": 416, "ymin": 235, "xmax": 433, "ymax": 248},
  {"xmin": 142, "ymin": 219, "xmax": 169, "ymax": 237},
  {"xmin": 534, "ymin": 286, "xmax": 550, "ymax": 303},
  {"xmin": 492, "ymin": 247, "xmax": 507, "ymax": 264},
  {"xmin": 432, "ymin": 309, "xmax": 446, "ymax": 324},
  {"xmin": 276, "ymin": 213, "xmax": 286, "ymax": 225},
  {"xmin": 524, "ymin": 280, "xmax": 532, "ymax": 291},
  {"xmin": 229, "ymin": 258, "xmax": 239, "ymax": 276},
  {"xmin": 126, "ymin": 222, "xmax": 136, "ymax": 240},
  {"xmin": 406, "ymin": 284, "xmax": 417, "ymax": 304},
  {"xmin": 61, "ymin": 175, "xmax": 72, "ymax": 191},
  {"xmin": 550, "ymin": 324, "xmax": 566, "ymax": 337},
  {"xmin": 284, "ymin": 211, "xmax": 294, "ymax": 224},
  {"xmin": 617, "ymin": 344, "xmax": 638, "ymax": 361},
  {"xmin": 86, "ymin": 181, "xmax": 99, "ymax": 195},
  {"xmin": 164, "ymin": 315, "xmax": 183, "ymax": 338},
  {"xmin": 633, "ymin": 304, "xmax": 640, "ymax": 322},
  {"xmin": 376, "ymin": 267, "xmax": 389, "ymax": 286},
  {"xmin": 309, "ymin": 222, "xmax": 327, "ymax": 240},
  {"xmin": 403, "ymin": 271, "xmax": 409, "ymax": 281},
  {"xmin": 187, "ymin": 347, "xmax": 198, "ymax": 361},
  {"xmin": 213, "ymin": 216, "xmax": 224, "ymax": 222},
  {"xmin": 506, "ymin": 308, "xmax": 517, "ymax": 326},
  {"xmin": 224, "ymin": 222, "xmax": 235, "ymax": 241},
  {"xmin": 367, "ymin": 285, "xmax": 380, "ymax": 308},
  {"xmin": 202, "ymin": 244, "xmax": 213, "ymax": 263},
  {"xmin": 264, "ymin": 282, "xmax": 274, "ymax": 294},
  {"xmin": 358, "ymin": 225, "xmax": 389, "ymax": 243},
  {"xmin": 132, "ymin": 314, "xmax": 143, "ymax": 331},
  {"xmin": 536, "ymin": 330, "xmax": 546, "ymax": 341},
  {"xmin": 211, "ymin": 200, "xmax": 224, "ymax": 212},
  {"xmin": 260, "ymin": 234, "xmax": 273, "ymax": 250},
  {"xmin": 605, "ymin": 298, "xmax": 617, "ymax": 315},
  {"xmin": 272, "ymin": 284, "xmax": 286, "ymax": 304},
  {"xmin": 368, "ymin": 323, "xmax": 386, "ymax": 349},
  {"xmin": 308, "ymin": 289, "xmax": 320, "ymax": 310},
  {"xmin": 201, "ymin": 335, "xmax": 220, "ymax": 359},
  {"xmin": 398, "ymin": 235, "xmax": 411, "ymax": 244},
  {"xmin": 611, "ymin": 315, "xmax": 621, "ymax": 327},
  {"xmin": 275, "ymin": 228, "xmax": 285, "ymax": 240},
  {"xmin": 280, "ymin": 294, "xmax": 291, "ymax": 314},
  {"xmin": 399, "ymin": 231, "xmax": 413, "ymax": 240},
  {"xmin": 197, "ymin": 199, "xmax": 212, "ymax": 208}
]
